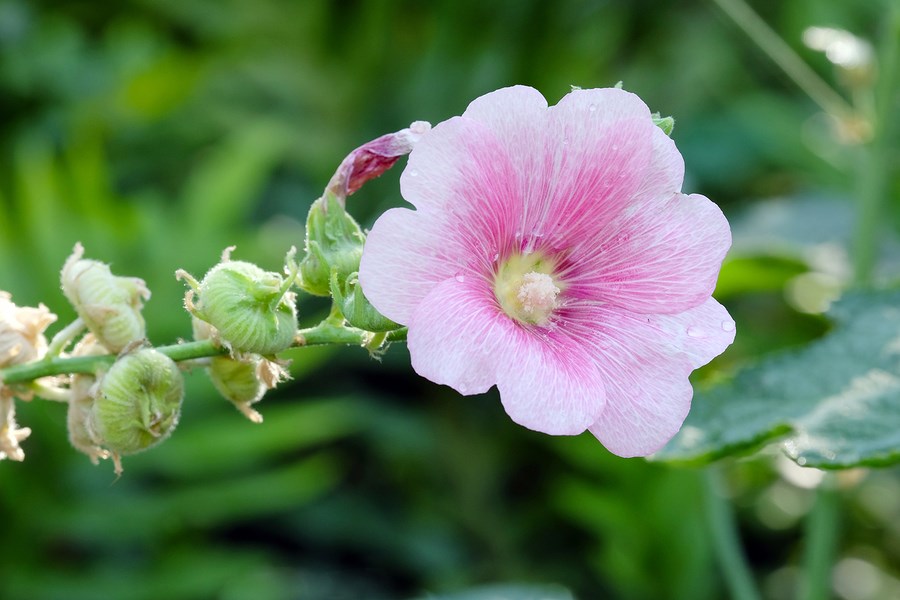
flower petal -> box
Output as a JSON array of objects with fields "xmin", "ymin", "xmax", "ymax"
[
  {"xmin": 406, "ymin": 277, "xmax": 510, "ymax": 395},
  {"xmin": 571, "ymin": 300, "xmax": 730, "ymax": 457},
  {"xmin": 495, "ymin": 328, "xmax": 607, "ymax": 435},
  {"xmin": 359, "ymin": 207, "xmax": 458, "ymax": 324},
  {"xmin": 562, "ymin": 192, "xmax": 732, "ymax": 314},
  {"xmin": 649, "ymin": 297, "xmax": 736, "ymax": 369}
]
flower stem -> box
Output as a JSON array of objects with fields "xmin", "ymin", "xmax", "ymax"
[
  {"xmin": 704, "ymin": 466, "xmax": 761, "ymax": 600},
  {"xmin": 711, "ymin": 0, "xmax": 855, "ymax": 121},
  {"xmin": 800, "ymin": 474, "xmax": 841, "ymax": 600},
  {"xmin": 0, "ymin": 324, "xmax": 409, "ymax": 386}
]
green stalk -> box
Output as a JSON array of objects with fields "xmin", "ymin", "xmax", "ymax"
[
  {"xmin": 800, "ymin": 474, "xmax": 840, "ymax": 600},
  {"xmin": 704, "ymin": 467, "xmax": 762, "ymax": 600},
  {"xmin": 852, "ymin": 4, "xmax": 899, "ymax": 285},
  {"xmin": 0, "ymin": 325, "xmax": 408, "ymax": 386}
]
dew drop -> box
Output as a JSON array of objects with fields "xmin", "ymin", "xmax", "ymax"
[
  {"xmin": 588, "ymin": 104, "xmax": 597, "ymax": 112},
  {"xmin": 492, "ymin": 253, "xmax": 500, "ymax": 262},
  {"xmin": 454, "ymin": 274, "xmax": 465, "ymax": 283},
  {"xmin": 721, "ymin": 320, "xmax": 735, "ymax": 332},
  {"xmin": 686, "ymin": 326, "xmax": 706, "ymax": 339},
  {"xmin": 409, "ymin": 169, "xmax": 419, "ymax": 177},
  {"xmin": 611, "ymin": 144, "xmax": 619, "ymax": 151}
]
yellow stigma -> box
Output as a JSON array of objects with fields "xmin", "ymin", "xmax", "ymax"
[{"xmin": 494, "ymin": 253, "xmax": 563, "ymax": 326}]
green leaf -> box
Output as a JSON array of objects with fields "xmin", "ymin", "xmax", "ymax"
[
  {"xmin": 656, "ymin": 289, "xmax": 900, "ymax": 469},
  {"xmin": 414, "ymin": 584, "xmax": 575, "ymax": 600}
]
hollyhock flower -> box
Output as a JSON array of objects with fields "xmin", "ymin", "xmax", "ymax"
[{"xmin": 359, "ymin": 86, "xmax": 735, "ymax": 457}]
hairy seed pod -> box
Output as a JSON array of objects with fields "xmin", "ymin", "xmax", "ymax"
[
  {"xmin": 178, "ymin": 249, "xmax": 298, "ymax": 356},
  {"xmin": 61, "ymin": 243, "xmax": 150, "ymax": 352},
  {"xmin": 90, "ymin": 348, "xmax": 183, "ymax": 460}
]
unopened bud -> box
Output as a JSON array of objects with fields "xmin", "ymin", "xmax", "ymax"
[
  {"xmin": 298, "ymin": 194, "xmax": 365, "ymax": 296},
  {"xmin": 331, "ymin": 271, "xmax": 399, "ymax": 332},
  {"xmin": 327, "ymin": 121, "xmax": 431, "ymax": 201},
  {"xmin": 0, "ymin": 291, "xmax": 57, "ymax": 367},
  {"xmin": 61, "ymin": 243, "xmax": 150, "ymax": 352},
  {"xmin": 178, "ymin": 247, "xmax": 299, "ymax": 356},
  {"xmin": 90, "ymin": 348, "xmax": 183, "ymax": 473}
]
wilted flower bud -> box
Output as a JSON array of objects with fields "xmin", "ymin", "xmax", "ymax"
[
  {"xmin": 89, "ymin": 348, "xmax": 183, "ymax": 474},
  {"xmin": 0, "ymin": 291, "xmax": 57, "ymax": 367},
  {"xmin": 298, "ymin": 193, "xmax": 366, "ymax": 297},
  {"xmin": 330, "ymin": 271, "xmax": 400, "ymax": 332},
  {"xmin": 60, "ymin": 243, "xmax": 150, "ymax": 352},
  {"xmin": 177, "ymin": 247, "xmax": 299, "ymax": 356},
  {"xmin": 192, "ymin": 317, "xmax": 288, "ymax": 423},
  {"xmin": 326, "ymin": 120, "xmax": 431, "ymax": 201}
]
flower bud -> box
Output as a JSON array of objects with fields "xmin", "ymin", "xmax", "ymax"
[
  {"xmin": 298, "ymin": 193, "xmax": 365, "ymax": 296},
  {"xmin": 0, "ymin": 291, "xmax": 57, "ymax": 367},
  {"xmin": 326, "ymin": 121, "xmax": 431, "ymax": 201},
  {"xmin": 89, "ymin": 348, "xmax": 183, "ymax": 472},
  {"xmin": 330, "ymin": 271, "xmax": 400, "ymax": 332},
  {"xmin": 60, "ymin": 243, "xmax": 150, "ymax": 352},
  {"xmin": 178, "ymin": 247, "xmax": 298, "ymax": 356}
]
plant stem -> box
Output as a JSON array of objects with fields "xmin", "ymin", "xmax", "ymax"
[
  {"xmin": 711, "ymin": 0, "xmax": 855, "ymax": 122},
  {"xmin": 800, "ymin": 474, "xmax": 840, "ymax": 600},
  {"xmin": 704, "ymin": 466, "xmax": 761, "ymax": 600},
  {"xmin": 0, "ymin": 324, "xmax": 408, "ymax": 386},
  {"xmin": 852, "ymin": 3, "xmax": 900, "ymax": 285}
]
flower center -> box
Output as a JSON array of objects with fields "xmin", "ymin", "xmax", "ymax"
[{"xmin": 494, "ymin": 254, "xmax": 562, "ymax": 326}]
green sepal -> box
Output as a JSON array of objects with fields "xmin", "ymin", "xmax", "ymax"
[
  {"xmin": 330, "ymin": 270, "xmax": 400, "ymax": 333},
  {"xmin": 651, "ymin": 112, "xmax": 675, "ymax": 136}
]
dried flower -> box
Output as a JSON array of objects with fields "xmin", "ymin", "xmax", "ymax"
[
  {"xmin": 0, "ymin": 291, "xmax": 57, "ymax": 367},
  {"xmin": 359, "ymin": 86, "xmax": 735, "ymax": 456}
]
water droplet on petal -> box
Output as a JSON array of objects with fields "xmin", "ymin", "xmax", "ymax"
[
  {"xmin": 492, "ymin": 253, "xmax": 500, "ymax": 262},
  {"xmin": 721, "ymin": 320, "xmax": 735, "ymax": 332},
  {"xmin": 611, "ymin": 144, "xmax": 619, "ymax": 151},
  {"xmin": 687, "ymin": 326, "xmax": 706, "ymax": 339},
  {"xmin": 409, "ymin": 169, "xmax": 419, "ymax": 177},
  {"xmin": 588, "ymin": 104, "xmax": 597, "ymax": 112},
  {"xmin": 454, "ymin": 274, "xmax": 465, "ymax": 283}
]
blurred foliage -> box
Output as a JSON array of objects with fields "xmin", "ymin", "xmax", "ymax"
[{"xmin": 0, "ymin": 0, "xmax": 898, "ymax": 599}]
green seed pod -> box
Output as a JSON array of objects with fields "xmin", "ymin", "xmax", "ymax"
[
  {"xmin": 60, "ymin": 243, "xmax": 150, "ymax": 352},
  {"xmin": 178, "ymin": 248, "xmax": 298, "ymax": 356},
  {"xmin": 90, "ymin": 348, "xmax": 183, "ymax": 466},
  {"xmin": 192, "ymin": 317, "xmax": 287, "ymax": 423}
]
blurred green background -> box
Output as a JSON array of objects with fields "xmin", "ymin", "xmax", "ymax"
[{"xmin": 0, "ymin": 0, "xmax": 898, "ymax": 598}]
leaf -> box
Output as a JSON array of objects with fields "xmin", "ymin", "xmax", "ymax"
[
  {"xmin": 655, "ymin": 290, "xmax": 900, "ymax": 469},
  {"xmin": 414, "ymin": 583, "xmax": 575, "ymax": 600}
]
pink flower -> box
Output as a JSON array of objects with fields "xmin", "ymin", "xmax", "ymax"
[{"xmin": 359, "ymin": 86, "xmax": 735, "ymax": 457}]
